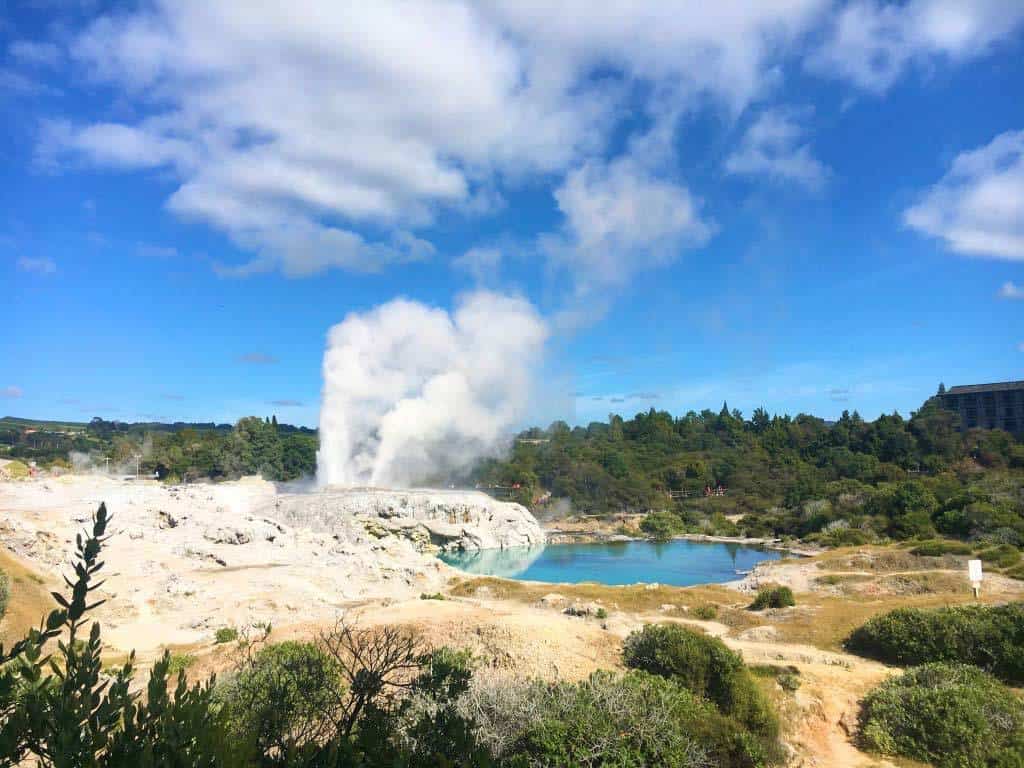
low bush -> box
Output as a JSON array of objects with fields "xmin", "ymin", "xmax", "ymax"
[
  {"xmin": 845, "ymin": 602, "xmax": 1024, "ymax": 684},
  {"xmin": 465, "ymin": 670, "xmax": 782, "ymax": 768},
  {"xmin": 909, "ymin": 540, "xmax": 974, "ymax": 556},
  {"xmin": 0, "ymin": 569, "xmax": 8, "ymax": 619},
  {"xmin": 594, "ymin": 607, "xmax": 608, "ymax": 620},
  {"xmin": 749, "ymin": 664, "xmax": 800, "ymax": 692},
  {"xmin": 215, "ymin": 626, "xmax": 239, "ymax": 644},
  {"xmin": 167, "ymin": 653, "xmax": 196, "ymax": 676},
  {"xmin": 420, "ymin": 592, "xmax": 446, "ymax": 600},
  {"xmin": 622, "ymin": 623, "xmax": 778, "ymax": 740},
  {"xmin": 748, "ymin": 586, "xmax": 795, "ymax": 611},
  {"xmin": 640, "ymin": 511, "xmax": 682, "ymax": 542},
  {"xmin": 858, "ymin": 663, "xmax": 1024, "ymax": 768},
  {"xmin": 693, "ymin": 604, "xmax": 718, "ymax": 620},
  {"xmin": 977, "ymin": 544, "xmax": 1022, "ymax": 569}
]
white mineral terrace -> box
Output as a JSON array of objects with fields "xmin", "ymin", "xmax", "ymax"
[{"xmin": 0, "ymin": 475, "xmax": 543, "ymax": 651}]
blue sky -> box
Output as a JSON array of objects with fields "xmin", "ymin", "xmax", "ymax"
[{"xmin": 3, "ymin": 0, "xmax": 1024, "ymax": 430}]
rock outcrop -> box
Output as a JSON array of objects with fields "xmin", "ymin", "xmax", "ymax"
[
  {"xmin": 0, "ymin": 476, "xmax": 545, "ymax": 652},
  {"xmin": 263, "ymin": 487, "xmax": 545, "ymax": 553}
]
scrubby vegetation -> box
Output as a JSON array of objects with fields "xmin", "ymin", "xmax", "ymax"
[
  {"xmin": 845, "ymin": 602, "xmax": 1024, "ymax": 684},
  {"xmin": 693, "ymin": 604, "xmax": 718, "ymax": 620},
  {"xmin": 748, "ymin": 586, "xmax": 795, "ymax": 611},
  {"xmin": 0, "ymin": 569, "xmax": 8, "ymax": 619},
  {"xmin": 858, "ymin": 663, "xmax": 1024, "ymax": 768},
  {"xmin": 0, "ymin": 503, "xmax": 788, "ymax": 767},
  {"xmin": 471, "ymin": 393, "xmax": 1024, "ymax": 547},
  {"xmin": 215, "ymin": 626, "xmax": 240, "ymax": 644},
  {"xmin": 622, "ymin": 623, "xmax": 779, "ymax": 745}
]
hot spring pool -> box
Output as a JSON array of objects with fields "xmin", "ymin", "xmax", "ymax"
[{"xmin": 439, "ymin": 539, "xmax": 788, "ymax": 587}]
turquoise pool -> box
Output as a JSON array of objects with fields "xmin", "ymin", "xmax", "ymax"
[{"xmin": 439, "ymin": 539, "xmax": 787, "ymax": 587}]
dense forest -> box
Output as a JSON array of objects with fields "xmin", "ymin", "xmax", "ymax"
[
  {"xmin": 4, "ymin": 390, "xmax": 1024, "ymax": 548},
  {"xmin": 0, "ymin": 415, "xmax": 318, "ymax": 482},
  {"xmin": 471, "ymin": 393, "xmax": 1024, "ymax": 548}
]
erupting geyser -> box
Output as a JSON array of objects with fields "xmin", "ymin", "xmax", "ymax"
[{"xmin": 316, "ymin": 291, "xmax": 549, "ymax": 487}]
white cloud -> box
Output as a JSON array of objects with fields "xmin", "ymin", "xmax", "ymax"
[
  {"xmin": 809, "ymin": 0, "xmax": 1024, "ymax": 92},
  {"xmin": 2, "ymin": 386, "xmax": 23, "ymax": 398},
  {"xmin": 904, "ymin": 129, "xmax": 1024, "ymax": 260},
  {"xmin": 999, "ymin": 281, "xmax": 1024, "ymax": 300},
  {"xmin": 49, "ymin": 0, "xmax": 827, "ymax": 277},
  {"xmin": 17, "ymin": 256, "xmax": 57, "ymax": 274},
  {"xmin": 725, "ymin": 107, "xmax": 829, "ymax": 189},
  {"xmin": 9, "ymin": 40, "xmax": 62, "ymax": 68},
  {"xmin": 452, "ymin": 247, "xmax": 502, "ymax": 284},
  {"xmin": 544, "ymin": 156, "xmax": 712, "ymax": 325}
]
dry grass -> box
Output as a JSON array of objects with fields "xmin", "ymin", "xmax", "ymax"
[
  {"xmin": 814, "ymin": 547, "xmax": 967, "ymax": 573},
  {"xmin": 0, "ymin": 546, "xmax": 55, "ymax": 648},
  {"xmin": 449, "ymin": 576, "xmax": 747, "ymax": 615}
]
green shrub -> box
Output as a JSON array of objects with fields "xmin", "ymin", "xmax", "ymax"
[
  {"xmin": 748, "ymin": 586, "xmax": 795, "ymax": 611},
  {"xmin": 622, "ymin": 623, "xmax": 778, "ymax": 740},
  {"xmin": 858, "ymin": 663, "xmax": 1024, "ymax": 768},
  {"xmin": 693, "ymin": 604, "xmax": 718, "ymax": 620},
  {"xmin": 909, "ymin": 540, "xmax": 974, "ymax": 556},
  {"xmin": 845, "ymin": 602, "xmax": 1024, "ymax": 684},
  {"xmin": 218, "ymin": 640, "xmax": 343, "ymax": 758},
  {"xmin": 497, "ymin": 670, "xmax": 781, "ymax": 768},
  {"xmin": 167, "ymin": 653, "xmax": 196, "ymax": 676},
  {"xmin": 977, "ymin": 544, "xmax": 1022, "ymax": 569},
  {"xmin": 0, "ymin": 569, "xmax": 8, "ymax": 619},
  {"xmin": 595, "ymin": 607, "xmax": 608, "ymax": 620},
  {"xmin": 214, "ymin": 626, "xmax": 239, "ymax": 644},
  {"xmin": 640, "ymin": 511, "xmax": 681, "ymax": 542},
  {"xmin": 420, "ymin": 592, "xmax": 446, "ymax": 600}
]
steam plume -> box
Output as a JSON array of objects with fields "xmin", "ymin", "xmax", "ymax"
[{"xmin": 317, "ymin": 291, "xmax": 548, "ymax": 487}]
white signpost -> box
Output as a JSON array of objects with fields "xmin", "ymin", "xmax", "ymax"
[{"xmin": 968, "ymin": 559, "xmax": 983, "ymax": 598}]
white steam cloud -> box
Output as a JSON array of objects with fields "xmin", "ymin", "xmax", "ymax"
[{"xmin": 316, "ymin": 291, "xmax": 548, "ymax": 487}]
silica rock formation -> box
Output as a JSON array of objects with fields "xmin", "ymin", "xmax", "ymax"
[{"xmin": 263, "ymin": 487, "xmax": 545, "ymax": 553}]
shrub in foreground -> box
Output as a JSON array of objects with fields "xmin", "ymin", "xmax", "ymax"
[
  {"xmin": 464, "ymin": 670, "xmax": 778, "ymax": 768},
  {"xmin": 845, "ymin": 602, "xmax": 1024, "ymax": 684},
  {"xmin": 622, "ymin": 623, "xmax": 778, "ymax": 741},
  {"xmin": 748, "ymin": 586, "xmax": 795, "ymax": 611},
  {"xmin": 858, "ymin": 663, "xmax": 1024, "ymax": 768}
]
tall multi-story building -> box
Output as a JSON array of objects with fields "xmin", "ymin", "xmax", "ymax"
[{"xmin": 941, "ymin": 381, "xmax": 1024, "ymax": 434}]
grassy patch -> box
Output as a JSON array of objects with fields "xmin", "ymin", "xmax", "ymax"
[
  {"xmin": 876, "ymin": 572, "xmax": 968, "ymax": 595},
  {"xmin": 450, "ymin": 577, "xmax": 747, "ymax": 615},
  {"xmin": 748, "ymin": 586, "xmax": 795, "ymax": 611},
  {"xmin": 166, "ymin": 653, "xmax": 196, "ymax": 676},
  {"xmin": 815, "ymin": 547, "xmax": 965, "ymax": 573},
  {"xmin": 420, "ymin": 592, "xmax": 446, "ymax": 601},
  {"xmin": 693, "ymin": 604, "xmax": 718, "ymax": 620},
  {"xmin": 214, "ymin": 626, "xmax": 239, "ymax": 644},
  {"xmin": 0, "ymin": 547, "xmax": 53, "ymax": 646}
]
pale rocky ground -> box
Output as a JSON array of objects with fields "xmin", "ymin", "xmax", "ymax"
[
  {"xmin": 6, "ymin": 475, "xmax": 1023, "ymax": 767},
  {"xmin": 0, "ymin": 475, "xmax": 541, "ymax": 651}
]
